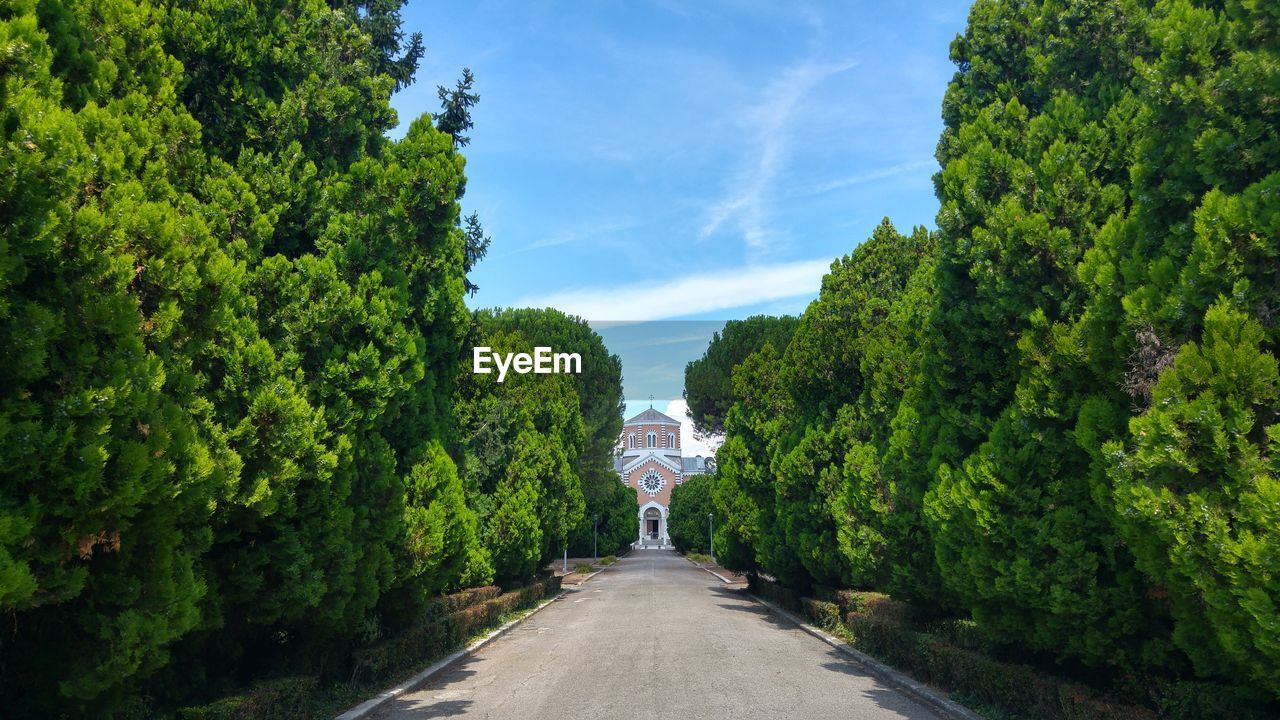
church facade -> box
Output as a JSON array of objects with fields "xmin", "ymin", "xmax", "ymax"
[{"xmin": 615, "ymin": 408, "xmax": 711, "ymax": 547}]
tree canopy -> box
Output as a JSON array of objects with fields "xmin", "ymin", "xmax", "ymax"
[{"xmin": 703, "ymin": 0, "xmax": 1280, "ymax": 703}]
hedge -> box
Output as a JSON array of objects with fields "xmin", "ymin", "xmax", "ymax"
[
  {"xmin": 177, "ymin": 678, "xmax": 319, "ymax": 720},
  {"xmin": 350, "ymin": 577, "xmax": 561, "ymax": 685},
  {"xmin": 783, "ymin": 586, "xmax": 1273, "ymax": 720},
  {"xmin": 181, "ymin": 578, "xmax": 562, "ymax": 719}
]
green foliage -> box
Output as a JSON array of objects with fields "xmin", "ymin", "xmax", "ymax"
[
  {"xmin": 683, "ymin": 315, "xmax": 798, "ymax": 437},
  {"xmin": 1111, "ymin": 301, "xmax": 1280, "ymax": 690},
  {"xmin": 454, "ymin": 309, "xmax": 629, "ymax": 583},
  {"xmin": 465, "ymin": 308, "xmax": 629, "ymax": 562},
  {"xmin": 667, "ymin": 474, "xmax": 715, "ymax": 554},
  {"xmin": 567, "ymin": 473, "xmax": 634, "ymax": 558},
  {"xmin": 707, "ymin": 0, "xmax": 1280, "ymax": 703},
  {"xmin": 176, "ymin": 676, "xmax": 319, "ymax": 720},
  {"xmin": 916, "ymin": 0, "xmax": 1162, "ymax": 670},
  {"xmin": 327, "ymin": 0, "xmax": 425, "ymax": 91},
  {"xmin": 2, "ymin": 0, "xmax": 234, "ymax": 710},
  {"xmin": 718, "ymin": 342, "xmax": 808, "ymax": 586},
  {"xmin": 434, "ymin": 67, "xmax": 479, "ymax": 148},
  {"xmin": 0, "ymin": 0, "xmax": 485, "ymax": 714},
  {"xmin": 400, "ymin": 442, "xmax": 490, "ymax": 604},
  {"xmin": 705, "ymin": 221, "xmax": 934, "ymax": 592}
]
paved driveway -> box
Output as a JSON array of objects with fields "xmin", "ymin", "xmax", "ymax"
[{"xmin": 372, "ymin": 549, "xmax": 940, "ymax": 720}]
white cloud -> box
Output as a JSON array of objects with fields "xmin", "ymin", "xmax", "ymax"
[
  {"xmin": 514, "ymin": 257, "xmax": 830, "ymax": 321},
  {"xmin": 513, "ymin": 218, "xmax": 640, "ymax": 253},
  {"xmin": 799, "ymin": 159, "xmax": 936, "ymax": 196},
  {"xmin": 664, "ymin": 399, "xmax": 721, "ymax": 458},
  {"xmin": 699, "ymin": 59, "xmax": 858, "ymax": 252}
]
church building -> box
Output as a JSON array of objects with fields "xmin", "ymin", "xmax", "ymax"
[{"xmin": 615, "ymin": 407, "xmax": 711, "ymax": 547}]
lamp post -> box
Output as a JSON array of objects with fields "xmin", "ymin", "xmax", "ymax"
[
  {"xmin": 593, "ymin": 514, "xmax": 599, "ymax": 562},
  {"xmin": 708, "ymin": 512, "xmax": 715, "ymax": 564}
]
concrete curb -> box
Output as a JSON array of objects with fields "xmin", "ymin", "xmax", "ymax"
[
  {"xmin": 747, "ymin": 594, "xmax": 983, "ymax": 720},
  {"xmin": 683, "ymin": 556, "xmax": 735, "ymax": 584},
  {"xmin": 700, "ymin": 566, "xmax": 733, "ymax": 584},
  {"xmin": 335, "ymin": 590, "xmax": 568, "ymax": 720},
  {"xmin": 559, "ymin": 558, "xmax": 618, "ymax": 585}
]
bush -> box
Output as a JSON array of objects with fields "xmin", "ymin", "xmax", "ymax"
[
  {"xmin": 425, "ymin": 586, "xmax": 503, "ymax": 617},
  {"xmin": 574, "ymin": 562, "xmax": 594, "ymax": 574},
  {"xmin": 600, "ymin": 555, "xmax": 617, "ymax": 566},
  {"xmin": 802, "ymin": 599, "xmax": 841, "ymax": 630},
  {"xmin": 1150, "ymin": 680, "xmax": 1274, "ymax": 720},
  {"xmin": 749, "ymin": 576, "xmax": 801, "ymax": 611},
  {"xmin": 178, "ymin": 677, "xmax": 319, "ymax": 720},
  {"xmin": 668, "ymin": 475, "xmax": 716, "ymax": 553},
  {"xmin": 348, "ymin": 579, "xmax": 560, "ymax": 686},
  {"xmin": 687, "ymin": 552, "xmax": 713, "ymax": 565},
  {"xmin": 841, "ymin": 616, "xmax": 1158, "ymax": 720}
]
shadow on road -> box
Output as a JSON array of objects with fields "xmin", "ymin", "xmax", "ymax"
[
  {"xmin": 372, "ymin": 656, "xmax": 483, "ymax": 719},
  {"xmin": 823, "ymin": 647, "xmax": 939, "ymax": 718},
  {"xmin": 393, "ymin": 699, "xmax": 473, "ymax": 718},
  {"xmin": 707, "ymin": 585, "xmax": 801, "ymax": 629},
  {"xmin": 713, "ymin": 603, "xmax": 796, "ymax": 630},
  {"xmin": 862, "ymin": 685, "xmax": 942, "ymax": 719}
]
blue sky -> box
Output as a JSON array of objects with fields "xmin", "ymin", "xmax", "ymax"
[
  {"xmin": 392, "ymin": 0, "xmax": 970, "ymax": 320},
  {"xmin": 391, "ymin": 1, "xmax": 971, "ymax": 415}
]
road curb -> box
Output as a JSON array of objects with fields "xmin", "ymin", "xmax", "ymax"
[
  {"xmin": 335, "ymin": 590, "xmax": 568, "ymax": 720},
  {"xmin": 747, "ymin": 594, "xmax": 983, "ymax": 720},
  {"xmin": 700, "ymin": 566, "xmax": 733, "ymax": 583},
  {"xmin": 560, "ymin": 558, "xmax": 617, "ymax": 585},
  {"xmin": 685, "ymin": 557, "xmax": 734, "ymax": 584}
]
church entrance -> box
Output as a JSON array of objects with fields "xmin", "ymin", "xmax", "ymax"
[
  {"xmin": 636, "ymin": 501, "xmax": 668, "ymax": 548},
  {"xmin": 643, "ymin": 508, "xmax": 661, "ymax": 539}
]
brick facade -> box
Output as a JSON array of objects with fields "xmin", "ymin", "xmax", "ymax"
[{"xmin": 616, "ymin": 407, "xmax": 710, "ymax": 547}]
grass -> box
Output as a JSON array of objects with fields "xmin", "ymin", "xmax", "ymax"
[
  {"xmin": 687, "ymin": 552, "xmax": 713, "ymax": 565},
  {"xmin": 599, "ymin": 555, "xmax": 617, "ymax": 566},
  {"xmin": 574, "ymin": 562, "xmax": 594, "ymax": 574}
]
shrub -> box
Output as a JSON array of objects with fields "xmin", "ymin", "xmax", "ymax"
[
  {"xmin": 177, "ymin": 677, "xmax": 319, "ymax": 720},
  {"xmin": 1149, "ymin": 680, "xmax": 1275, "ymax": 720},
  {"xmin": 349, "ymin": 622, "xmax": 451, "ymax": 684},
  {"xmin": 749, "ymin": 576, "xmax": 801, "ymax": 611},
  {"xmin": 802, "ymin": 598, "xmax": 841, "ymax": 629},
  {"xmin": 349, "ymin": 579, "xmax": 560, "ymax": 686},
  {"xmin": 600, "ymin": 555, "xmax": 617, "ymax": 565},
  {"xmin": 425, "ymin": 586, "xmax": 503, "ymax": 617},
  {"xmin": 842, "ymin": 592, "xmax": 911, "ymax": 629},
  {"xmin": 574, "ymin": 562, "xmax": 594, "ymax": 574}
]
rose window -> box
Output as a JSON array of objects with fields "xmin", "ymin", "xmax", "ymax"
[{"xmin": 638, "ymin": 469, "xmax": 665, "ymax": 496}]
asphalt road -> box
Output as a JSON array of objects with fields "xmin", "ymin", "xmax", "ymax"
[{"xmin": 372, "ymin": 550, "xmax": 941, "ymax": 720}]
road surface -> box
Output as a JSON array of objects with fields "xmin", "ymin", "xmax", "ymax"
[{"xmin": 372, "ymin": 549, "xmax": 941, "ymax": 720}]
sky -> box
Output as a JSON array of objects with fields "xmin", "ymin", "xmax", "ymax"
[{"xmin": 390, "ymin": 0, "xmax": 971, "ymax": 409}]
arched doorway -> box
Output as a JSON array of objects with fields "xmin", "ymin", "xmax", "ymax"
[
  {"xmin": 643, "ymin": 507, "xmax": 661, "ymax": 540},
  {"xmin": 637, "ymin": 501, "xmax": 668, "ymax": 546}
]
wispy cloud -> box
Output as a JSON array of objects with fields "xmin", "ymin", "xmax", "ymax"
[
  {"xmin": 514, "ymin": 257, "xmax": 831, "ymax": 320},
  {"xmin": 511, "ymin": 218, "xmax": 639, "ymax": 254},
  {"xmin": 698, "ymin": 58, "xmax": 857, "ymax": 252},
  {"xmin": 798, "ymin": 158, "xmax": 935, "ymax": 197}
]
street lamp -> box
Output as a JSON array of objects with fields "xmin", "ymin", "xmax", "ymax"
[
  {"xmin": 708, "ymin": 512, "xmax": 715, "ymax": 564},
  {"xmin": 593, "ymin": 514, "xmax": 599, "ymax": 562}
]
